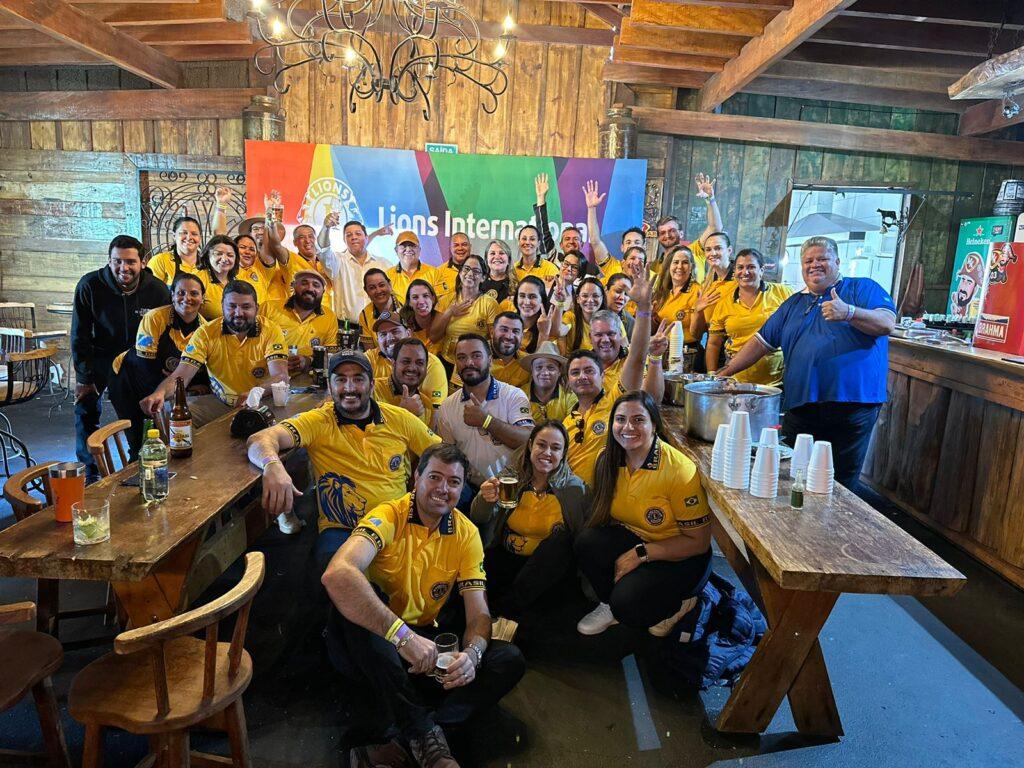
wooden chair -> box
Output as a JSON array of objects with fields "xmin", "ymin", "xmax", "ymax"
[
  {"xmin": 3, "ymin": 463, "xmax": 118, "ymax": 639},
  {"xmin": 0, "ymin": 600, "xmax": 72, "ymax": 768},
  {"xmin": 0, "ymin": 347, "xmax": 57, "ymax": 476},
  {"xmin": 69, "ymin": 552, "xmax": 266, "ymax": 768},
  {"xmin": 86, "ymin": 419, "xmax": 132, "ymax": 477}
]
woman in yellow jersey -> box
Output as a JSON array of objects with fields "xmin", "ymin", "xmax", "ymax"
[
  {"xmin": 358, "ymin": 268, "xmax": 402, "ymax": 349},
  {"xmin": 574, "ymin": 391, "xmax": 713, "ymax": 636},
  {"xmin": 513, "ymin": 276, "xmax": 552, "ymax": 354},
  {"xmin": 430, "ymin": 254, "xmax": 500, "ymax": 373},
  {"xmin": 653, "ymin": 245, "xmax": 702, "ymax": 348},
  {"xmin": 108, "ymin": 272, "xmax": 209, "ymax": 458},
  {"xmin": 233, "ymin": 233, "xmax": 270, "ymax": 305},
  {"xmin": 197, "ymin": 235, "xmax": 240, "ymax": 320},
  {"xmin": 482, "ymin": 239, "xmax": 518, "ymax": 307},
  {"xmin": 514, "ymin": 225, "xmax": 559, "ymax": 283},
  {"xmin": 561, "ymin": 276, "xmax": 608, "ymax": 354},
  {"xmin": 706, "ymin": 248, "xmax": 793, "ymax": 385},
  {"xmin": 518, "ymin": 341, "xmax": 578, "ymax": 425},
  {"xmin": 691, "ymin": 231, "xmax": 736, "ymax": 342},
  {"xmin": 148, "ymin": 216, "xmax": 203, "ymax": 285},
  {"xmin": 399, "ymin": 278, "xmax": 443, "ymax": 356},
  {"xmin": 470, "ymin": 421, "xmax": 586, "ymax": 621},
  {"xmin": 605, "ymin": 273, "xmax": 637, "ymax": 341}
]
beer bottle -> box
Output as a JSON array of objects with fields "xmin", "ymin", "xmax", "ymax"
[{"xmin": 169, "ymin": 376, "xmax": 193, "ymax": 459}]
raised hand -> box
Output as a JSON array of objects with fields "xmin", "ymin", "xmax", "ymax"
[
  {"xmin": 535, "ymin": 172, "xmax": 550, "ymax": 203},
  {"xmin": 695, "ymin": 172, "xmax": 716, "ymax": 199},
  {"xmin": 820, "ymin": 287, "xmax": 850, "ymax": 322},
  {"xmin": 323, "ymin": 211, "xmax": 341, "ymax": 229},
  {"xmin": 215, "ymin": 186, "xmax": 232, "ymax": 206},
  {"xmin": 628, "ymin": 263, "xmax": 653, "ymax": 311},
  {"xmin": 648, "ymin": 319, "xmax": 670, "ymax": 358},
  {"xmin": 694, "ymin": 287, "xmax": 722, "ymax": 314},
  {"xmin": 463, "ymin": 393, "xmax": 486, "ymax": 428},
  {"xmin": 399, "ymin": 384, "xmax": 425, "ymax": 417},
  {"xmin": 583, "ymin": 179, "xmax": 606, "ymax": 209}
]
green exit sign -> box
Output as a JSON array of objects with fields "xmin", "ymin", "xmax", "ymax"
[{"xmin": 425, "ymin": 143, "xmax": 459, "ymax": 154}]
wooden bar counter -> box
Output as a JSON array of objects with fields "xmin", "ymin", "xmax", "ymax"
[{"xmin": 863, "ymin": 336, "xmax": 1024, "ymax": 591}]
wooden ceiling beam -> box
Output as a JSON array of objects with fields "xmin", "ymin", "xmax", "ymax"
[
  {"xmin": 696, "ymin": 0, "xmax": 856, "ymax": 111},
  {"xmin": 0, "ymin": 0, "xmax": 231, "ymax": 29},
  {"xmin": 810, "ymin": 16, "xmax": 1012, "ymax": 58},
  {"xmin": 0, "ymin": 0, "xmax": 184, "ymax": 88},
  {"xmin": 632, "ymin": 105, "xmax": 1024, "ymax": 165},
  {"xmin": 959, "ymin": 98, "xmax": 1024, "ymax": 137},
  {"xmin": 0, "ymin": 87, "xmax": 263, "ymax": 120},
  {"xmin": 619, "ymin": 17, "xmax": 745, "ymax": 57},
  {"xmin": 840, "ymin": 1, "xmax": 1024, "ymax": 31},
  {"xmin": 603, "ymin": 60, "xmax": 710, "ymax": 88},
  {"xmin": 949, "ymin": 45, "xmax": 1024, "ymax": 100},
  {"xmin": 612, "ymin": 42, "xmax": 728, "ymax": 72},
  {"xmin": 787, "ymin": 41, "xmax": 976, "ymax": 75},
  {"xmin": 628, "ymin": 0, "xmax": 774, "ymax": 37},
  {"xmin": 0, "ymin": 21, "xmax": 251, "ymax": 47},
  {"xmin": 650, "ymin": 0, "xmax": 792, "ymax": 7},
  {"xmin": 0, "ymin": 42, "xmax": 257, "ymax": 65},
  {"xmin": 578, "ymin": 3, "xmax": 624, "ymax": 30}
]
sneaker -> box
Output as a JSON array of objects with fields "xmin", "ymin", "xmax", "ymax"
[
  {"xmin": 577, "ymin": 602, "xmax": 618, "ymax": 636},
  {"xmin": 277, "ymin": 511, "xmax": 303, "ymax": 535},
  {"xmin": 408, "ymin": 725, "xmax": 459, "ymax": 768},
  {"xmin": 491, "ymin": 616, "xmax": 519, "ymax": 643},
  {"xmin": 349, "ymin": 739, "xmax": 413, "ymax": 768},
  {"xmin": 648, "ymin": 596, "xmax": 698, "ymax": 638}
]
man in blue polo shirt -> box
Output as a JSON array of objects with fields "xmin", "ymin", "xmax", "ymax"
[{"xmin": 717, "ymin": 236, "xmax": 896, "ymax": 490}]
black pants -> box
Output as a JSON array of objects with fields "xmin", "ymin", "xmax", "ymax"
[
  {"xmin": 325, "ymin": 610, "xmax": 525, "ymax": 743},
  {"xmin": 485, "ymin": 529, "xmax": 574, "ymax": 620},
  {"xmin": 74, "ymin": 375, "xmax": 108, "ymax": 480},
  {"xmin": 781, "ymin": 401, "xmax": 881, "ymax": 490},
  {"xmin": 574, "ymin": 526, "xmax": 712, "ymax": 628}
]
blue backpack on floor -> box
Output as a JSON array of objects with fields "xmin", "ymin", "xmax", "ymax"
[{"xmin": 659, "ymin": 571, "xmax": 767, "ymax": 690}]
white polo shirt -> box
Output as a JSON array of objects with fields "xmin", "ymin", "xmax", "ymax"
[
  {"xmin": 320, "ymin": 246, "xmax": 391, "ymax": 324},
  {"xmin": 436, "ymin": 377, "xmax": 534, "ymax": 486}
]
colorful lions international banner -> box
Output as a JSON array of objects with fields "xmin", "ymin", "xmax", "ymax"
[{"xmin": 243, "ymin": 140, "xmax": 647, "ymax": 266}]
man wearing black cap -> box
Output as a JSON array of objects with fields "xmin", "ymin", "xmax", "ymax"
[
  {"xmin": 366, "ymin": 311, "xmax": 449, "ymax": 411},
  {"xmin": 246, "ymin": 349, "xmax": 440, "ymax": 559}
]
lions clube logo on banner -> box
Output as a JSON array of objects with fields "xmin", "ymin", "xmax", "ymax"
[{"xmin": 243, "ymin": 140, "xmax": 647, "ymax": 265}]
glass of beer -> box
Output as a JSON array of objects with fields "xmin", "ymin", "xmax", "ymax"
[
  {"xmin": 497, "ymin": 470, "xmax": 518, "ymax": 510},
  {"xmin": 433, "ymin": 632, "xmax": 459, "ymax": 681}
]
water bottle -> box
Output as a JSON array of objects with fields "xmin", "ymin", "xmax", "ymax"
[{"xmin": 140, "ymin": 428, "xmax": 169, "ymax": 502}]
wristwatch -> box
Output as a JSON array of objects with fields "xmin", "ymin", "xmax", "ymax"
[
  {"xmin": 634, "ymin": 543, "xmax": 649, "ymax": 563},
  {"xmin": 467, "ymin": 640, "xmax": 485, "ymax": 668}
]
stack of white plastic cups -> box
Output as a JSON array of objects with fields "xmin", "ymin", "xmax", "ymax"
[
  {"xmin": 750, "ymin": 427, "xmax": 780, "ymax": 498},
  {"xmin": 723, "ymin": 411, "xmax": 752, "ymax": 490},
  {"xmin": 710, "ymin": 423, "xmax": 730, "ymax": 482},
  {"xmin": 790, "ymin": 433, "xmax": 814, "ymax": 479},
  {"xmin": 806, "ymin": 440, "xmax": 835, "ymax": 494}
]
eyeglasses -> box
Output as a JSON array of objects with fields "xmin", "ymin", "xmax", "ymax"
[{"xmin": 461, "ymin": 268, "xmax": 483, "ymax": 277}]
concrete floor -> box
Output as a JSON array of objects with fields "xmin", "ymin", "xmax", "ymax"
[{"xmin": 1, "ymin": 396, "xmax": 1022, "ymax": 767}]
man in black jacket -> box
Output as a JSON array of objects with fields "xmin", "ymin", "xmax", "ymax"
[{"xmin": 72, "ymin": 234, "xmax": 169, "ymax": 480}]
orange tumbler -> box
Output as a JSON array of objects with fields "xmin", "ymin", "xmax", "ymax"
[{"xmin": 49, "ymin": 462, "xmax": 86, "ymax": 524}]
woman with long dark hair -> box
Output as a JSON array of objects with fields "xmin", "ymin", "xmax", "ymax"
[
  {"xmin": 653, "ymin": 245, "xmax": 702, "ymax": 359},
  {"xmin": 514, "ymin": 224, "xmax": 559, "ymax": 283},
  {"xmin": 399, "ymin": 278, "xmax": 443, "ymax": 356},
  {"xmin": 561, "ymin": 276, "xmax": 608, "ymax": 354},
  {"xmin": 197, "ymin": 235, "xmax": 241, "ymax": 320},
  {"xmin": 574, "ymin": 391, "xmax": 713, "ymax": 637},
  {"xmin": 691, "ymin": 231, "xmax": 736, "ymax": 341},
  {"xmin": 149, "ymin": 215, "xmax": 203, "ymax": 285},
  {"xmin": 513, "ymin": 275, "xmax": 552, "ymax": 354},
  {"xmin": 233, "ymin": 233, "xmax": 271, "ymax": 305},
  {"xmin": 429, "ymin": 253, "xmax": 499, "ymax": 371},
  {"xmin": 605, "ymin": 273, "xmax": 637, "ymax": 341},
  {"xmin": 471, "ymin": 421, "xmax": 587, "ymax": 622},
  {"xmin": 358, "ymin": 268, "xmax": 402, "ymax": 349}
]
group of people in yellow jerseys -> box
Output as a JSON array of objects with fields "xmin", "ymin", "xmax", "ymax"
[{"xmin": 80, "ymin": 171, "xmax": 806, "ymax": 768}]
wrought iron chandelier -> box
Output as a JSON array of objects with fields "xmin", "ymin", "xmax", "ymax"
[{"xmin": 249, "ymin": 0, "xmax": 515, "ymax": 120}]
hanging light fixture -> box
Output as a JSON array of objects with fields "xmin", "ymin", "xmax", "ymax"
[{"xmin": 249, "ymin": 1, "xmax": 515, "ymax": 121}]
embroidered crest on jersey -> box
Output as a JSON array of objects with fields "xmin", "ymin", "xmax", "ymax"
[{"xmin": 645, "ymin": 507, "xmax": 665, "ymax": 526}]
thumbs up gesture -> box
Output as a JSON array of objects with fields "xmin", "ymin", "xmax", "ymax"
[
  {"xmin": 399, "ymin": 384, "xmax": 425, "ymax": 417},
  {"xmin": 820, "ymin": 287, "xmax": 850, "ymax": 322},
  {"xmin": 463, "ymin": 392, "xmax": 486, "ymax": 428}
]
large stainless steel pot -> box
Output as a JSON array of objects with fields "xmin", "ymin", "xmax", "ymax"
[
  {"xmin": 683, "ymin": 381, "xmax": 782, "ymax": 442},
  {"xmin": 663, "ymin": 373, "xmax": 714, "ymax": 406}
]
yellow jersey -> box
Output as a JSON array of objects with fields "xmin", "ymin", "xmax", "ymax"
[
  {"xmin": 373, "ymin": 376, "xmax": 435, "ymax": 428},
  {"xmin": 595, "ymin": 254, "xmax": 623, "ymax": 281},
  {"xmin": 353, "ymin": 493, "xmax": 485, "ymax": 627},
  {"xmin": 358, "ymin": 299, "xmax": 402, "ymax": 350},
  {"xmin": 366, "ymin": 347, "xmax": 449, "ymax": 409},
  {"xmin": 281, "ymin": 401, "xmax": 441, "ymax": 533},
  {"xmin": 433, "ymin": 262, "xmax": 459, "ymax": 303},
  {"xmin": 564, "ymin": 392, "xmax": 614, "ymax": 487},
  {"xmin": 236, "ymin": 260, "xmax": 274, "ymax": 306},
  {"xmin": 197, "ymin": 273, "xmax": 228, "ymax": 321},
  {"xmin": 708, "ymin": 282, "xmax": 793, "ymax": 386},
  {"xmin": 181, "ymin": 318, "xmax": 286, "ymax": 406},
  {"xmin": 387, "ymin": 263, "xmax": 438, "ymax": 304},
  {"xmin": 514, "ymin": 258, "xmax": 559, "ymax": 284},
  {"xmin": 114, "ymin": 305, "xmax": 203, "ymax": 376},
  {"xmin": 436, "ymin": 293, "xmax": 500, "ymax": 363},
  {"xmin": 491, "ymin": 353, "xmax": 531, "ymax": 392},
  {"xmin": 610, "ymin": 439, "xmax": 711, "ymax": 542},
  {"xmin": 148, "ymin": 250, "xmax": 200, "ymax": 286},
  {"xmin": 687, "ymin": 240, "xmax": 708, "ymax": 283},
  {"xmin": 259, "ymin": 299, "xmax": 338, "ymax": 357},
  {"xmin": 656, "ymin": 283, "xmax": 701, "ymax": 344},
  {"xmin": 530, "ymin": 384, "xmax": 578, "ymax": 425},
  {"xmin": 504, "ymin": 490, "xmax": 564, "ymax": 556}
]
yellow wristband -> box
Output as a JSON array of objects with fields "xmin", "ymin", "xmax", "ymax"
[
  {"xmin": 482, "ymin": 414, "xmax": 493, "ymax": 431},
  {"xmin": 385, "ymin": 617, "xmax": 405, "ymax": 643}
]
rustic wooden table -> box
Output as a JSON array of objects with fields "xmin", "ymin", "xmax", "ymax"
[
  {"xmin": 661, "ymin": 408, "xmax": 966, "ymax": 739},
  {"xmin": 0, "ymin": 393, "xmax": 324, "ymax": 628}
]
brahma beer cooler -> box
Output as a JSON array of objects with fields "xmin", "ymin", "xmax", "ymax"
[
  {"xmin": 974, "ymin": 242, "xmax": 1024, "ymax": 355},
  {"xmin": 947, "ymin": 216, "xmax": 1015, "ymax": 320}
]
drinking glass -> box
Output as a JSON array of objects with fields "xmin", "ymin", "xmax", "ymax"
[
  {"xmin": 72, "ymin": 500, "xmax": 110, "ymax": 545},
  {"xmin": 433, "ymin": 632, "xmax": 460, "ymax": 681},
  {"xmin": 497, "ymin": 470, "xmax": 519, "ymax": 510}
]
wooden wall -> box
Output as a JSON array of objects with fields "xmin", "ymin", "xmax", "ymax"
[{"xmin": 650, "ymin": 93, "xmax": 1024, "ymax": 312}]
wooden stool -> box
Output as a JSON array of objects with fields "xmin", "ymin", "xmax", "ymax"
[
  {"xmin": 3, "ymin": 463, "xmax": 118, "ymax": 640},
  {"xmin": 69, "ymin": 552, "xmax": 266, "ymax": 768},
  {"xmin": 86, "ymin": 419, "xmax": 132, "ymax": 477},
  {"xmin": 0, "ymin": 601, "xmax": 72, "ymax": 768}
]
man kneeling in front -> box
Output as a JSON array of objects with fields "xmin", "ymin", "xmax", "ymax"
[{"xmin": 321, "ymin": 442, "xmax": 525, "ymax": 768}]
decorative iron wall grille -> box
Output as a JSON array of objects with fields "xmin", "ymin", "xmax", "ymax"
[{"xmin": 140, "ymin": 170, "xmax": 247, "ymax": 257}]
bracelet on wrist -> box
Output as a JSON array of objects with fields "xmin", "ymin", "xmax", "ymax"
[
  {"xmin": 637, "ymin": 310, "xmax": 652, "ymax": 318},
  {"xmin": 385, "ymin": 617, "xmax": 405, "ymax": 644},
  {"xmin": 647, "ymin": 354, "xmax": 663, "ymax": 365},
  {"xmin": 846, "ymin": 305, "xmax": 856, "ymax": 321},
  {"xmin": 261, "ymin": 457, "xmax": 282, "ymax": 471},
  {"xmin": 395, "ymin": 633, "xmax": 413, "ymax": 651},
  {"xmin": 482, "ymin": 414, "xmax": 493, "ymax": 431}
]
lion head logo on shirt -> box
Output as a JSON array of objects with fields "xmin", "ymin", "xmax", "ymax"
[
  {"xmin": 645, "ymin": 507, "xmax": 665, "ymax": 526},
  {"xmin": 430, "ymin": 581, "xmax": 450, "ymax": 600},
  {"xmin": 317, "ymin": 473, "xmax": 367, "ymax": 528}
]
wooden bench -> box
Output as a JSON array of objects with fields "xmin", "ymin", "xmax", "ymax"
[{"xmin": 661, "ymin": 408, "xmax": 966, "ymax": 739}]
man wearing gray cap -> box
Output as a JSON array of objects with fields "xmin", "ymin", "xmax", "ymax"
[{"xmin": 246, "ymin": 349, "xmax": 440, "ymax": 556}]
